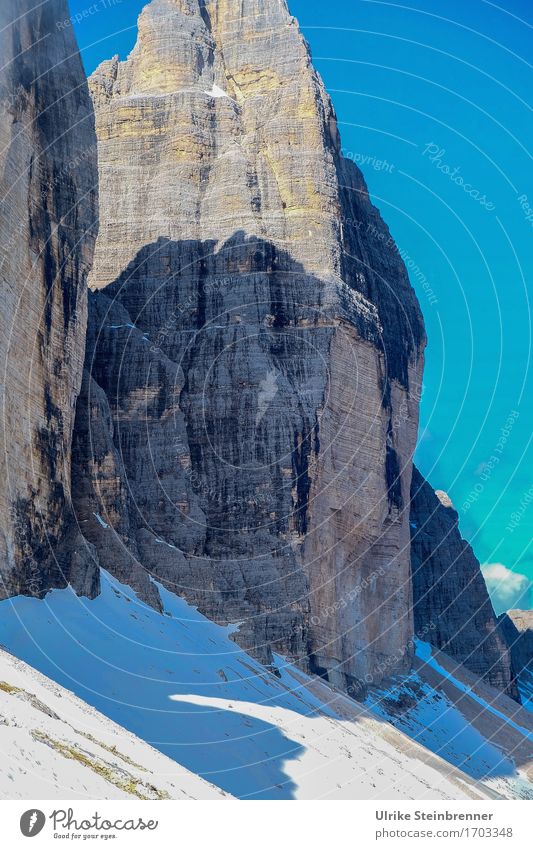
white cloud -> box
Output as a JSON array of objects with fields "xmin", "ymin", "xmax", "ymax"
[{"xmin": 481, "ymin": 563, "xmax": 532, "ymax": 616}]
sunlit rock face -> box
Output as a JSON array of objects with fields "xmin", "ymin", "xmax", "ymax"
[
  {"xmin": 410, "ymin": 467, "xmax": 517, "ymax": 699},
  {"xmin": 76, "ymin": 0, "xmax": 426, "ymax": 689},
  {"xmin": 0, "ymin": 0, "xmax": 99, "ymax": 599}
]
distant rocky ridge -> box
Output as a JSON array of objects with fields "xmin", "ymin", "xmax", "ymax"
[
  {"xmin": 0, "ymin": 0, "xmax": 527, "ymax": 705},
  {"xmin": 410, "ymin": 467, "xmax": 517, "ymax": 699},
  {"xmin": 499, "ymin": 610, "xmax": 533, "ymax": 678},
  {"xmin": 500, "ymin": 612, "xmax": 533, "ymax": 709}
]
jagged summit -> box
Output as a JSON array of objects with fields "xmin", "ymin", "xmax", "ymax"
[
  {"xmin": 88, "ymin": 0, "xmax": 425, "ymax": 368},
  {"xmin": 80, "ymin": 0, "xmax": 427, "ymax": 692}
]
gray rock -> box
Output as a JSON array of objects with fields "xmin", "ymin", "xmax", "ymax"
[
  {"xmin": 410, "ymin": 466, "xmax": 517, "ymax": 698},
  {"xmin": 0, "ymin": 0, "xmax": 99, "ymax": 598},
  {"xmin": 499, "ymin": 610, "xmax": 533, "ymax": 674},
  {"xmin": 0, "ymin": 0, "xmax": 518, "ymax": 705},
  {"xmin": 78, "ymin": 0, "xmax": 425, "ymax": 689}
]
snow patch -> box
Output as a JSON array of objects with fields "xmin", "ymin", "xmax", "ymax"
[
  {"xmin": 154, "ymin": 538, "xmax": 178, "ymax": 550},
  {"xmin": 415, "ymin": 640, "xmax": 533, "ymax": 742},
  {"xmin": 0, "ymin": 646, "xmax": 227, "ymax": 800},
  {"xmin": 93, "ymin": 513, "xmax": 109, "ymax": 529},
  {"xmin": 364, "ymin": 641, "xmax": 533, "ymax": 799},
  {"xmin": 204, "ymin": 83, "xmax": 232, "ymax": 99},
  {"xmin": 107, "ymin": 323, "xmax": 135, "ymax": 330},
  {"xmin": 0, "ymin": 574, "xmax": 498, "ymax": 801}
]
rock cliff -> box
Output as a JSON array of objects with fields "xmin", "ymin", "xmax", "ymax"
[
  {"xmin": 0, "ymin": 0, "xmax": 99, "ymax": 599},
  {"xmin": 1, "ymin": 0, "xmax": 520, "ymax": 704},
  {"xmin": 77, "ymin": 0, "xmax": 426, "ymax": 689},
  {"xmin": 410, "ymin": 466, "xmax": 517, "ymax": 698},
  {"xmin": 499, "ymin": 610, "xmax": 533, "ymax": 675}
]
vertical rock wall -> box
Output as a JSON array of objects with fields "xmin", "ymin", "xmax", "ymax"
[
  {"xmin": 0, "ymin": 0, "xmax": 99, "ymax": 598},
  {"xmin": 410, "ymin": 466, "xmax": 517, "ymax": 697},
  {"xmin": 499, "ymin": 610, "xmax": 533, "ymax": 677},
  {"xmin": 78, "ymin": 0, "xmax": 425, "ymax": 689}
]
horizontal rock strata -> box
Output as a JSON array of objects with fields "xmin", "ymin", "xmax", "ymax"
[{"xmin": 76, "ymin": 0, "xmax": 426, "ymax": 690}]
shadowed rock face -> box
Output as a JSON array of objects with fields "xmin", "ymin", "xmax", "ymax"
[
  {"xmin": 410, "ymin": 466, "xmax": 517, "ymax": 699},
  {"xmin": 77, "ymin": 0, "xmax": 426, "ymax": 690},
  {"xmin": 0, "ymin": 0, "xmax": 99, "ymax": 599},
  {"xmin": 499, "ymin": 611, "xmax": 533, "ymax": 676}
]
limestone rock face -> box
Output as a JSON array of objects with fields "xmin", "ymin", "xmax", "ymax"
[
  {"xmin": 0, "ymin": 0, "xmax": 99, "ymax": 598},
  {"xmin": 499, "ymin": 610, "xmax": 533, "ymax": 676},
  {"xmin": 410, "ymin": 466, "xmax": 517, "ymax": 698},
  {"xmin": 77, "ymin": 0, "xmax": 426, "ymax": 688},
  {"xmin": 78, "ymin": 0, "xmax": 425, "ymax": 687},
  {"xmin": 78, "ymin": 0, "xmax": 426, "ymax": 685}
]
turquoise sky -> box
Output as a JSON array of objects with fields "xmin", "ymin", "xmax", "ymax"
[{"xmin": 68, "ymin": 0, "xmax": 533, "ymax": 611}]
